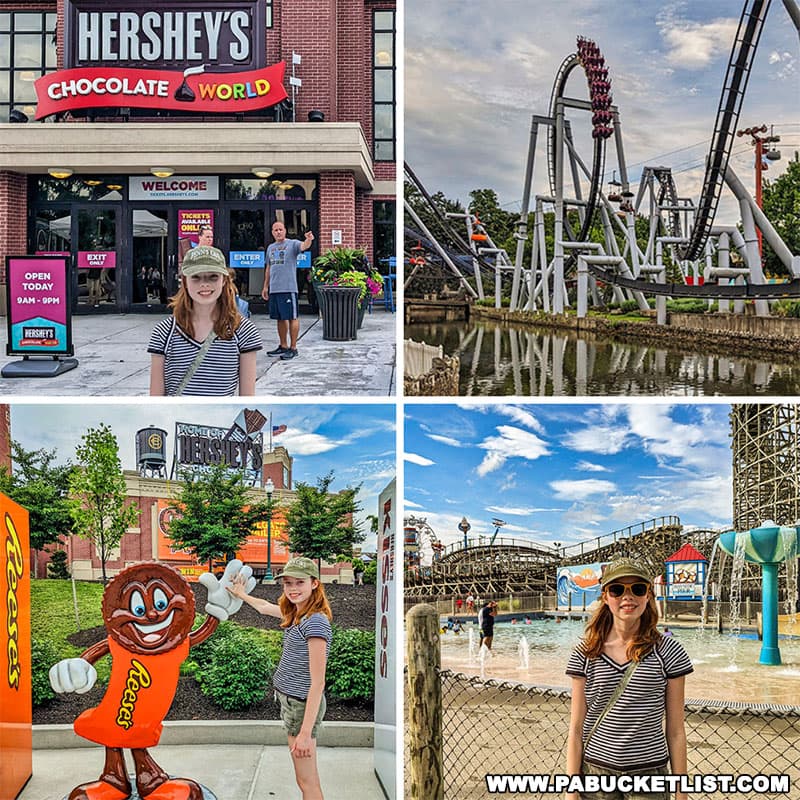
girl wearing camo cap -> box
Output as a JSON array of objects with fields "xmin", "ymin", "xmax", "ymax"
[
  {"xmin": 229, "ymin": 556, "xmax": 332, "ymax": 799},
  {"xmin": 565, "ymin": 557, "xmax": 693, "ymax": 800},
  {"xmin": 148, "ymin": 245, "xmax": 262, "ymax": 396}
]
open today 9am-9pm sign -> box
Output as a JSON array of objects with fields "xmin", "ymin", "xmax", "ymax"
[{"xmin": 3, "ymin": 256, "xmax": 78, "ymax": 378}]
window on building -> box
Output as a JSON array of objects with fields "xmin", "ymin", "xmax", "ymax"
[
  {"xmin": 265, "ymin": 0, "xmax": 273, "ymax": 27},
  {"xmin": 373, "ymin": 10, "xmax": 395, "ymax": 162},
  {"xmin": 0, "ymin": 12, "xmax": 57, "ymax": 123},
  {"xmin": 373, "ymin": 200, "xmax": 396, "ymax": 274}
]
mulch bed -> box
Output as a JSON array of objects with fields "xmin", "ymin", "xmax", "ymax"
[{"xmin": 34, "ymin": 582, "xmax": 375, "ymax": 725}]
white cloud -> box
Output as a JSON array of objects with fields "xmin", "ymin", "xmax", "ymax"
[
  {"xmin": 496, "ymin": 406, "xmax": 547, "ymax": 434},
  {"xmin": 657, "ymin": 16, "xmax": 739, "ymax": 68},
  {"xmin": 426, "ymin": 433, "xmax": 464, "ymax": 447},
  {"xmin": 476, "ymin": 425, "xmax": 550, "ymax": 476},
  {"xmin": 404, "ymin": 499, "xmax": 424, "ymax": 509},
  {"xmin": 486, "ymin": 504, "xmax": 547, "ymax": 517},
  {"xmin": 550, "ymin": 479, "xmax": 616, "ymax": 500},
  {"xmin": 405, "ymin": 452, "xmax": 435, "ymax": 466},
  {"xmin": 563, "ymin": 425, "xmax": 629, "ymax": 455},
  {"xmin": 576, "ymin": 460, "xmax": 609, "ymax": 473}
]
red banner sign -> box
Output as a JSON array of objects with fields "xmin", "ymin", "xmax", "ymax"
[{"xmin": 34, "ymin": 62, "xmax": 287, "ymax": 119}]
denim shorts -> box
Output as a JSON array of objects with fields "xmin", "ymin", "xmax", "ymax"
[
  {"xmin": 269, "ymin": 292, "xmax": 298, "ymax": 320},
  {"xmin": 580, "ymin": 761, "xmax": 671, "ymax": 800},
  {"xmin": 275, "ymin": 690, "xmax": 326, "ymax": 738}
]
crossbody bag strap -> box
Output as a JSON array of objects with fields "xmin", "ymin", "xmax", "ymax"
[
  {"xmin": 174, "ymin": 329, "xmax": 216, "ymax": 396},
  {"xmin": 583, "ymin": 660, "xmax": 638, "ymax": 753}
]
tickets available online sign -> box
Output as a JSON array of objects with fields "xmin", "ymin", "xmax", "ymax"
[
  {"xmin": 6, "ymin": 256, "xmax": 72, "ymax": 355},
  {"xmin": 33, "ymin": 62, "xmax": 287, "ymax": 118}
]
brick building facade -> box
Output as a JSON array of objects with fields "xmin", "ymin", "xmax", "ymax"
[{"xmin": 0, "ymin": 0, "xmax": 396, "ymax": 313}]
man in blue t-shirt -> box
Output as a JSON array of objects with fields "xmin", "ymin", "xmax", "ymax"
[{"xmin": 262, "ymin": 220, "xmax": 314, "ymax": 360}]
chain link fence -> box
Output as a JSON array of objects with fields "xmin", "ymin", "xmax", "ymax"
[{"xmin": 406, "ymin": 669, "xmax": 800, "ymax": 799}]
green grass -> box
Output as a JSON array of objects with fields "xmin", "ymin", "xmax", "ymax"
[{"xmin": 31, "ymin": 579, "xmax": 111, "ymax": 678}]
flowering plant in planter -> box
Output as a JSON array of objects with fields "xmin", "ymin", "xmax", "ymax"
[{"xmin": 312, "ymin": 246, "xmax": 370, "ymax": 283}]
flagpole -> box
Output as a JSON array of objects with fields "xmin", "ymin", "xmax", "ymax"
[{"xmin": 270, "ymin": 411, "xmax": 273, "ymax": 453}]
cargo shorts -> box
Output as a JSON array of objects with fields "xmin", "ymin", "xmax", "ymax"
[
  {"xmin": 276, "ymin": 690, "xmax": 326, "ymax": 738},
  {"xmin": 580, "ymin": 762, "xmax": 671, "ymax": 800}
]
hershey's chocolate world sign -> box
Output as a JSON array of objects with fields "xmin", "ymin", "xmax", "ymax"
[{"xmin": 65, "ymin": 0, "xmax": 266, "ymax": 70}]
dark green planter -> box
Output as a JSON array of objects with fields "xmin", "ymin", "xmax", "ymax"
[{"xmin": 318, "ymin": 285, "xmax": 360, "ymax": 341}]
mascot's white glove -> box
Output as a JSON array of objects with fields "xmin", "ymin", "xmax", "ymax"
[
  {"xmin": 199, "ymin": 558, "xmax": 255, "ymax": 621},
  {"xmin": 49, "ymin": 658, "xmax": 98, "ymax": 694}
]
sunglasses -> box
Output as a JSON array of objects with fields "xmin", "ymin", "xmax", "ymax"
[{"xmin": 605, "ymin": 582, "xmax": 649, "ymax": 598}]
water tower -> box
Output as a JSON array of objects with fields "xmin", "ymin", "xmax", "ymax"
[{"xmin": 136, "ymin": 427, "xmax": 168, "ymax": 478}]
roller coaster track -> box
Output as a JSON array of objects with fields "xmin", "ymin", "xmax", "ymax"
[
  {"xmin": 681, "ymin": 0, "xmax": 772, "ymax": 261},
  {"xmin": 405, "ymin": 516, "xmax": 687, "ymax": 599},
  {"xmin": 404, "ymin": 161, "xmax": 506, "ymax": 281},
  {"xmin": 546, "ymin": 39, "xmax": 613, "ymax": 253}
]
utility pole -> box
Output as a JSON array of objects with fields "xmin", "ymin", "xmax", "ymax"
[{"xmin": 736, "ymin": 124, "xmax": 781, "ymax": 260}]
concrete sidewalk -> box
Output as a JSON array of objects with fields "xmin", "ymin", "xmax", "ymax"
[
  {"xmin": 0, "ymin": 307, "xmax": 397, "ymax": 396},
  {"xmin": 21, "ymin": 721, "xmax": 387, "ymax": 800}
]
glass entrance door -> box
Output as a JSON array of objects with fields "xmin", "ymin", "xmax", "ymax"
[
  {"xmin": 130, "ymin": 207, "xmax": 171, "ymax": 306},
  {"xmin": 75, "ymin": 206, "xmax": 119, "ymax": 310},
  {"xmin": 229, "ymin": 207, "xmax": 266, "ymax": 301}
]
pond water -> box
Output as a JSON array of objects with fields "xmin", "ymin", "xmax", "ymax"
[
  {"xmin": 405, "ymin": 320, "xmax": 800, "ymax": 396},
  {"xmin": 439, "ymin": 619, "xmax": 800, "ymax": 705}
]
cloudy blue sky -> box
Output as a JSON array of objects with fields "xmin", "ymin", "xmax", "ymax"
[
  {"xmin": 405, "ymin": 403, "xmax": 734, "ymax": 558},
  {"xmin": 9, "ymin": 402, "xmax": 396, "ymax": 548},
  {"xmin": 406, "ymin": 0, "xmax": 799, "ymax": 225}
]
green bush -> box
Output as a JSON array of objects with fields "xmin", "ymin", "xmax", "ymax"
[
  {"xmin": 47, "ymin": 551, "xmax": 70, "ymax": 579},
  {"xmin": 773, "ymin": 300, "xmax": 800, "ymax": 318},
  {"xmin": 31, "ymin": 637, "xmax": 60, "ymax": 706},
  {"xmin": 197, "ymin": 626, "xmax": 275, "ymax": 711},
  {"xmin": 326, "ymin": 627, "xmax": 376, "ymax": 701},
  {"xmin": 666, "ymin": 298, "xmax": 709, "ymax": 314},
  {"xmin": 362, "ymin": 560, "xmax": 377, "ymax": 585}
]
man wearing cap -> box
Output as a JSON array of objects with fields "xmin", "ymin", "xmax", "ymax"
[
  {"xmin": 149, "ymin": 245, "xmax": 262, "ymax": 395},
  {"xmin": 262, "ymin": 221, "xmax": 314, "ymax": 361}
]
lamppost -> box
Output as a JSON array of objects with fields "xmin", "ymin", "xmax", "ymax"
[
  {"xmin": 458, "ymin": 516, "xmax": 471, "ymax": 550},
  {"xmin": 263, "ymin": 477, "xmax": 275, "ymax": 582}
]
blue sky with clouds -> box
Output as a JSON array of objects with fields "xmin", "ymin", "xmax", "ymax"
[
  {"xmin": 406, "ymin": 0, "xmax": 799, "ymax": 225},
  {"xmin": 9, "ymin": 402, "xmax": 396, "ymax": 548},
  {"xmin": 405, "ymin": 403, "xmax": 733, "ymax": 557}
]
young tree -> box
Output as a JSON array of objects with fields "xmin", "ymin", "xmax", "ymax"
[
  {"xmin": 165, "ymin": 463, "xmax": 275, "ymax": 570},
  {"xmin": 0, "ymin": 442, "xmax": 76, "ymax": 577},
  {"xmin": 286, "ymin": 472, "xmax": 364, "ymax": 566},
  {"xmin": 68, "ymin": 424, "xmax": 139, "ymax": 584},
  {"xmin": 762, "ymin": 159, "xmax": 800, "ymax": 276}
]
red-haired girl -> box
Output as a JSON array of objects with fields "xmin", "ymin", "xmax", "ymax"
[
  {"xmin": 148, "ymin": 245, "xmax": 261, "ymax": 396},
  {"xmin": 565, "ymin": 558, "xmax": 692, "ymax": 800},
  {"xmin": 229, "ymin": 557, "xmax": 332, "ymax": 800}
]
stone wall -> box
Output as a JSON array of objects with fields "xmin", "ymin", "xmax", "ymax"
[{"xmin": 404, "ymin": 355, "xmax": 460, "ymax": 396}]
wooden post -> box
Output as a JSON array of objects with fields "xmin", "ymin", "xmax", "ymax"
[{"xmin": 406, "ymin": 603, "xmax": 444, "ymax": 800}]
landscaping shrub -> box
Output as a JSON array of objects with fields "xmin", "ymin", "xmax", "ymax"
[
  {"xmin": 31, "ymin": 636, "xmax": 60, "ymax": 706},
  {"xmin": 47, "ymin": 551, "xmax": 70, "ymax": 579},
  {"xmin": 326, "ymin": 627, "xmax": 376, "ymax": 701},
  {"xmin": 197, "ymin": 626, "xmax": 275, "ymax": 711},
  {"xmin": 666, "ymin": 298, "xmax": 709, "ymax": 314}
]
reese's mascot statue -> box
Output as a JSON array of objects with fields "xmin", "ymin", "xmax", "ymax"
[{"xmin": 49, "ymin": 560, "xmax": 255, "ymax": 800}]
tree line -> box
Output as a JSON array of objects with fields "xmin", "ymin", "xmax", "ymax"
[{"xmin": 0, "ymin": 424, "xmax": 365, "ymax": 583}]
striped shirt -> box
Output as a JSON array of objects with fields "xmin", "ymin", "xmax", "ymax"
[
  {"xmin": 148, "ymin": 316, "xmax": 262, "ymax": 396},
  {"xmin": 273, "ymin": 612, "xmax": 332, "ymax": 699},
  {"xmin": 566, "ymin": 635, "xmax": 693, "ymax": 771}
]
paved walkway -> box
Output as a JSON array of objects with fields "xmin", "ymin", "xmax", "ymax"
[
  {"xmin": 20, "ymin": 722, "xmax": 388, "ymax": 800},
  {"xmin": 0, "ymin": 307, "xmax": 397, "ymax": 396}
]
